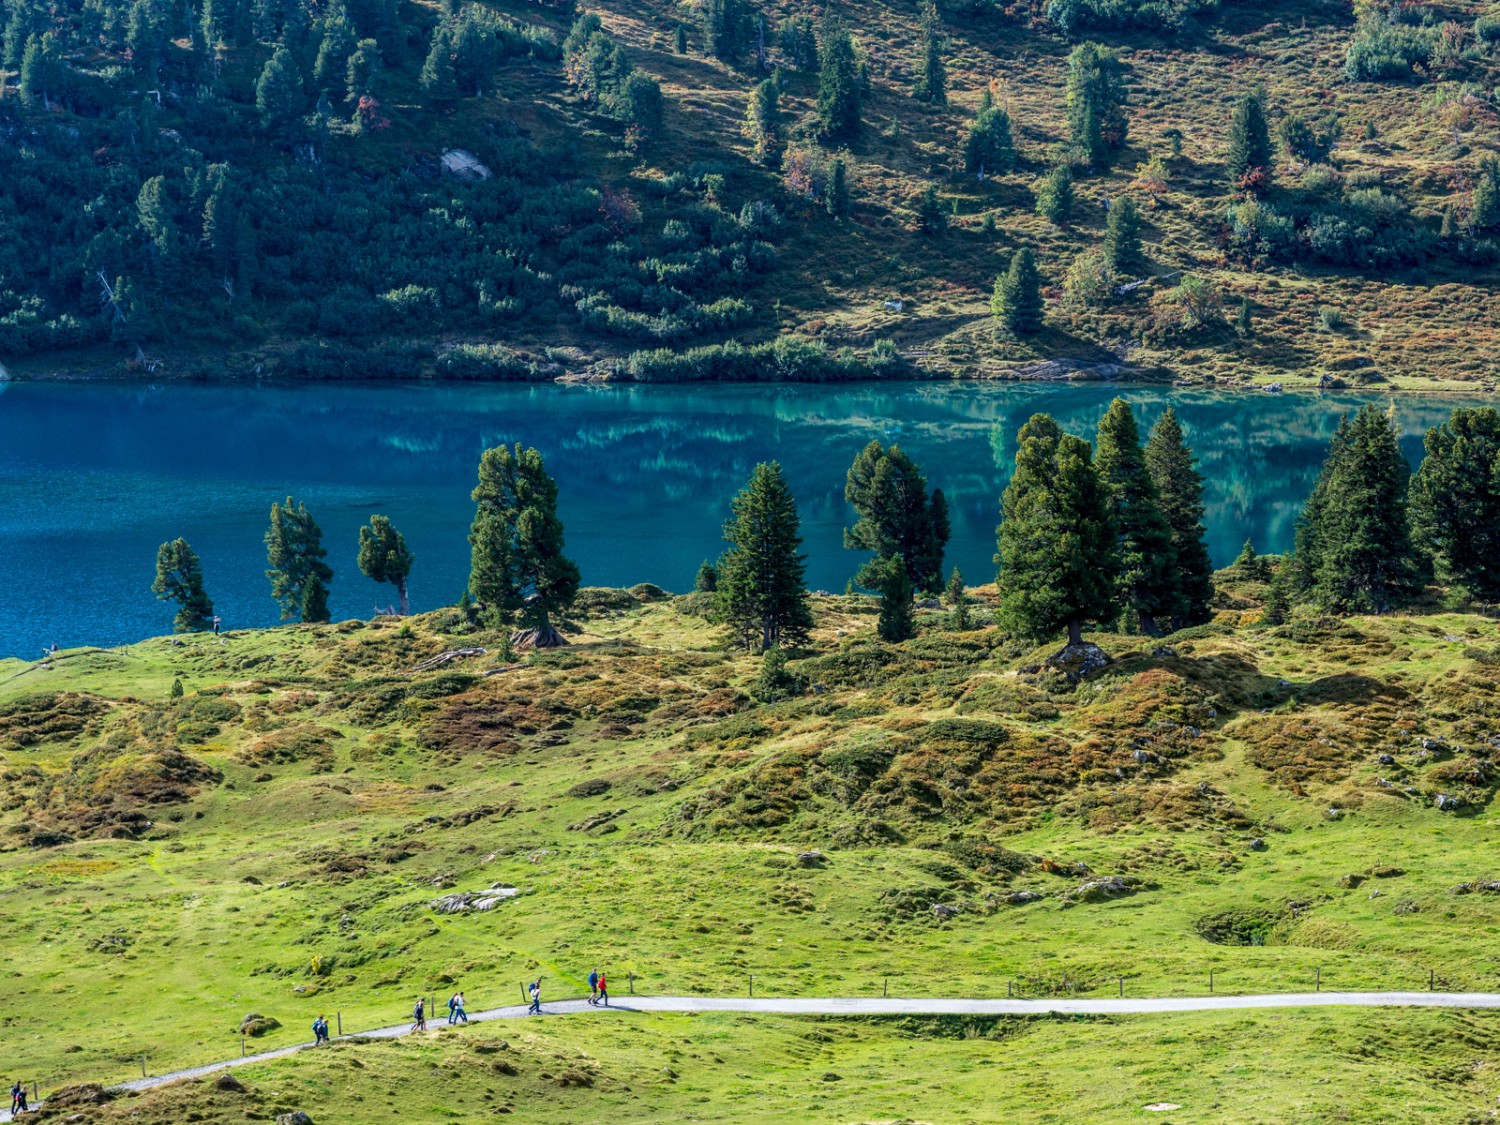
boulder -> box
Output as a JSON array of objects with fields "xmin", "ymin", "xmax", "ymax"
[
  {"xmin": 275, "ymin": 1113, "xmax": 315, "ymax": 1125},
  {"xmin": 431, "ymin": 886, "xmax": 520, "ymax": 914},
  {"xmin": 1435, "ymin": 793, "xmax": 1463, "ymax": 811},
  {"xmin": 214, "ymin": 1072, "xmax": 248, "ymax": 1093},
  {"xmin": 1043, "ymin": 642, "xmax": 1111, "ymax": 683},
  {"xmin": 1377, "ymin": 753, "xmax": 1396, "ymax": 766},
  {"xmin": 1005, "ymin": 890, "xmax": 1043, "ymax": 905},
  {"xmin": 1337, "ymin": 873, "xmax": 1365, "ymax": 889},
  {"xmin": 41, "ymin": 1085, "xmax": 110, "ymax": 1110},
  {"xmin": 1247, "ymin": 838, "xmax": 1267, "ymax": 852},
  {"xmin": 240, "ymin": 1014, "xmax": 281, "ymax": 1037},
  {"xmin": 796, "ymin": 850, "xmax": 828, "ymax": 868},
  {"xmin": 931, "ymin": 903, "xmax": 960, "ymax": 920}
]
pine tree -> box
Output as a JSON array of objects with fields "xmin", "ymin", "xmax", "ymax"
[
  {"xmin": 826, "ymin": 157, "xmax": 849, "ymax": 217},
  {"xmin": 346, "ymin": 37, "xmax": 382, "ymax": 102},
  {"xmin": 844, "ymin": 440, "xmax": 950, "ymax": 594},
  {"xmin": 1226, "ymin": 91, "xmax": 1273, "ymax": 193},
  {"xmin": 152, "ymin": 538, "xmax": 215, "ymax": 633},
  {"xmin": 1103, "ymin": 195, "xmax": 1141, "ymax": 269},
  {"xmin": 911, "ymin": 0, "xmax": 946, "ymax": 106},
  {"xmin": 743, "ymin": 77, "xmax": 781, "ymax": 165},
  {"xmin": 1095, "ymin": 398, "xmax": 1178, "ymax": 635},
  {"xmin": 751, "ymin": 645, "xmax": 804, "ymax": 702},
  {"xmin": 714, "ymin": 462, "xmax": 814, "ymax": 651},
  {"xmin": 18, "ymin": 31, "xmax": 61, "ymax": 109},
  {"xmin": 916, "ymin": 185, "xmax": 946, "ymax": 235},
  {"xmin": 1261, "ymin": 565, "xmax": 1291, "ymax": 626},
  {"xmin": 816, "ymin": 14, "xmax": 860, "ymax": 142},
  {"xmin": 265, "ymin": 496, "xmax": 334, "ymax": 622},
  {"xmin": 1144, "ymin": 406, "xmax": 1216, "ymax": 629},
  {"xmin": 963, "ymin": 106, "xmax": 1016, "ymax": 178},
  {"xmin": 467, "ymin": 444, "xmax": 581, "ymax": 646},
  {"xmin": 701, "ymin": 0, "xmax": 742, "ymax": 62},
  {"xmin": 1065, "ymin": 41, "xmax": 1128, "ymax": 167},
  {"xmin": 1409, "ymin": 407, "xmax": 1500, "ymax": 600},
  {"xmin": 357, "ymin": 514, "xmax": 415, "ymax": 615},
  {"xmin": 991, "ymin": 247, "xmax": 1043, "ymax": 335},
  {"xmin": 300, "ymin": 573, "xmax": 331, "ymax": 623},
  {"xmin": 1471, "ymin": 159, "xmax": 1500, "ymax": 232},
  {"xmin": 420, "ymin": 26, "xmax": 459, "ymax": 105},
  {"xmin": 314, "ymin": 16, "xmax": 356, "ymax": 90},
  {"xmin": 1291, "ymin": 406, "xmax": 1420, "ymax": 614},
  {"xmin": 675, "ymin": 24, "xmax": 688, "ymax": 52},
  {"xmin": 1036, "ymin": 164, "xmax": 1075, "ymax": 225},
  {"xmin": 256, "ymin": 43, "xmax": 306, "ymax": 140},
  {"xmin": 996, "ymin": 414, "xmax": 1118, "ymax": 646},
  {"xmin": 946, "ymin": 566, "xmax": 970, "ymax": 630},
  {"xmin": 868, "ymin": 555, "xmax": 916, "ymax": 642},
  {"xmin": 695, "ymin": 560, "xmax": 718, "ymax": 592}
]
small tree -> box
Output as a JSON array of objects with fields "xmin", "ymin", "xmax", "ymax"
[
  {"xmin": 1103, "ymin": 195, "xmax": 1142, "ymax": 269},
  {"xmin": 996, "ymin": 414, "xmax": 1117, "ymax": 646},
  {"xmin": 1226, "ymin": 91, "xmax": 1273, "ymax": 194},
  {"xmin": 1035, "ymin": 165, "xmax": 1075, "ymax": 225},
  {"xmin": 1065, "ymin": 41, "xmax": 1128, "ymax": 166},
  {"xmin": 946, "ymin": 566, "xmax": 970, "ymax": 630},
  {"xmin": 1062, "ymin": 249, "xmax": 1117, "ymax": 310},
  {"xmin": 696, "ymin": 560, "xmax": 719, "ymax": 592},
  {"xmin": 468, "ymin": 444, "xmax": 581, "ymax": 646},
  {"xmin": 1146, "ymin": 407, "xmax": 1216, "ymax": 627},
  {"xmin": 751, "ymin": 645, "xmax": 805, "ymax": 703},
  {"xmin": 816, "ymin": 14, "xmax": 861, "ymax": 141},
  {"xmin": 826, "ymin": 157, "xmax": 850, "ymax": 217},
  {"xmin": 868, "ymin": 555, "xmax": 915, "ymax": 642},
  {"xmin": 715, "ymin": 462, "xmax": 814, "ymax": 651},
  {"xmin": 1409, "ymin": 406, "xmax": 1500, "ymax": 600},
  {"xmin": 420, "ymin": 27, "xmax": 459, "ymax": 105},
  {"xmin": 743, "ymin": 77, "xmax": 782, "ymax": 165},
  {"xmin": 256, "ymin": 43, "xmax": 306, "ymax": 140},
  {"xmin": 963, "ymin": 106, "xmax": 1017, "ymax": 179},
  {"xmin": 845, "ymin": 440, "xmax": 950, "ymax": 593},
  {"xmin": 916, "ymin": 185, "xmax": 946, "ymax": 235},
  {"xmin": 265, "ymin": 496, "xmax": 333, "ymax": 622},
  {"xmin": 992, "ymin": 247, "xmax": 1044, "ymax": 335},
  {"xmin": 153, "ymin": 538, "xmax": 215, "ymax": 633},
  {"xmin": 300, "ymin": 573, "xmax": 331, "ymax": 624},
  {"xmin": 1095, "ymin": 398, "xmax": 1178, "ymax": 636},
  {"xmin": 911, "ymin": 0, "xmax": 946, "ymax": 106},
  {"xmin": 357, "ymin": 514, "xmax": 415, "ymax": 615}
]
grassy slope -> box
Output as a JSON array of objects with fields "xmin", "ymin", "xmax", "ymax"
[{"xmin": 3, "ymin": 572, "xmax": 1500, "ymax": 1119}]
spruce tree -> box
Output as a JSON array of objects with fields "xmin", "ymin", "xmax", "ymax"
[
  {"xmin": 1409, "ymin": 407, "xmax": 1500, "ymax": 600},
  {"xmin": 946, "ymin": 566, "xmax": 970, "ymax": 630},
  {"xmin": 743, "ymin": 77, "xmax": 781, "ymax": 165},
  {"xmin": 1036, "ymin": 164, "xmax": 1075, "ymax": 225},
  {"xmin": 256, "ymin": 43, "xmax": 306, "ymax": 140},
  {"xmin": 265, "ymin": 496, "xmax": 334, "ymax": 622},
  {"xmin": 1226, "ymin": 91, "xmax": 1273, "ymax": 192},
  {"xmin": 1144, "ymin": 406, "xmax": 1216, "ymax": 629},
  {"xmin": 300, "ymin": 573, "xmax": 331, "ymax": 624},
  {"xmin": 1103, "ymin": 195, "xmax": 1141, "ymax": 269},
  {"xmin": 826, "ymin": 157, "xmax": 850, "ymax": 217},
  {"xmin": 701, "ymin": 0, "xmax": 743, "ymax": 63},
  {"xmin": 153, "ymin": 538, "xmax": 216, "ymax": 633},
  {"xmin": 916, "ymin": 185, "xmax": 946, "ymax": 235},
  {"xmin": 816, "ymin": 14, "xmax": 860, "ymax": 142},
  {"xmin": 1095, "ymin": 398, "xmax": 1178, "ymax": 636},
  {"xmin": 468, "ymin": 444, "xmax": 581, "ymax": 645},
  {"xmin": 868, "ymin": 555, "xmax": 916, "ymax": 642},
  {"xmin": 420, "ymin": 27, "xmax": 459, "ymax": 105},
  {"xmin": 346, "ymin": 37, "xmax": 382, "ymax": 102},
  {"xmin": 695, "ymin": 560, "xmax": 718, "ymax": 592},
  {"xmin": 963, "ymin": 106, "xmax": 1016, "ymax": 179},
  {"xmin": 911, "ymin": 0, "xmax": 946, "ymax": 106},
  {"xmin": 991, "ymin": 247, "xmax": 1043, "ymax": 335},
  {"xmin": 844, "ymin": 440, "xmax": 950, "ymax": 594},
  {"xmin": 1291, "ymin": 406, "xmax": 1420, "ymax": 614},
  {"xmin": 357, "ymin": 514, "xmax": 415, "ymax": 615},
  {"xmin": 714, "ymin": 462, "xmax": 814, "ymax": 651},
  {"xmin": 1065, "ymin": 41, "xmax": 1128, "ymax": 167},
  {"xmin": 996, "ymin": 414, "xmax": 1118, "ymax": 646}
]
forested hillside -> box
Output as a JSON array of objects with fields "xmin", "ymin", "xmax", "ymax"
[{"xmin": 3, "ymin": 0, "xmax": 1500, "ymax": 383}]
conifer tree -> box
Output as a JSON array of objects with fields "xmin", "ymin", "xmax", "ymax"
[
  {"xmin": 868, "ymin": 555, "xmax": 915, "ymax": 642},
  {"xmin": 695, "ymin": 560, "xmax": 718, "ymax": 592},
  {"xmin": 1144, "ymin": 406, "xmax": 1216, "ymax": 629},
  {"xmin": 1095, "ymin": 398, "xmax": 1178, "ymax": 636},
  {"xmin": 844, "ymin": 440, "xmax": 950, "ymax": 595},
  {"xmin": 911, "ymin": 0, "xmax": 946, "ymax": 106},
  {"xmin": 743, "ymin": 77, "xmax": 782, "ymax": 165},
  {"xmin": 357, "ymin": 514, "xmax": 415, "ymax": 615},
  {"xmin": 916, "ymin": 185, "xmax": 946, "ymax": 235},
  {"xmin": 314, "ymin": 16, "xmax": 356, "ymax": 90},
  {"xmin": 946, "ymin": 566, "xmax": 970, "ymax": 630},
  {"xmin": 1104, "ymin": 195, "xmax": 1141, "ymax": 269},
  {"xmin": 701, "ymin": 0, "xmax": 745, "ymax": 63},
  {"xmin": 714, "ymin": 462, "xmax": 814, "ymax": 651},
  {"xmin": 1290, "ymin": 406, "xmax": 1420, "ymax": 614},
  {"xmin": 996, "ymin": 414, "xmax": 1117, "ymax": 646},
  {"xmin": 1065, "ymin": 41, "xmax": 1128, "ymax": 166},
  {"xmin": 991, "ymin": 247, "xmax": 1043, "ymax": 335},
  {"xmin": 826, "ymin": 157, "xmax": 850, "ymax": 217},
  {"xmin": 153, "ymin": 538, "xmax": 216, "ymax": 633},
  {"xmin": 1471, "ymin": 159, "xmax": 1500, "ymax": 233},
  {"xmin": 300, "ymin": 573, "xmax": 331, "ymax": 623},
  {"xmin": 1409, "ymin": 407, "xmax": 1500, "ymax": 600},
  {"xmin": 1036, "ymin": 164, "xmax": 1075, "ymax": 225},
  {"xmin": 1226, "ymin": 91, "xmax": 1273, "ymax": 192},
  {"xmin": 420, "ymin": 26, "xmax": 459, "ymax": 105},
  {"xmin": 265, "ymin": 496, "xmax": 334, "ymax": 622},
  {"xmin": 18, "ymin": 31, "xmax": 61, "ymax": 109},
  {"xmin": 468, "ymin": 444, "xmax": 580, "ymax": 645},
  {"xmin": 963, "ymin": 106, "xmax": 1016, "ymax": 178},
  {"xmin": 346, "ymin": 37, "xmax": 382, "ymax": 102},
  {"xmin": 256, "ymin": 43, "xmax": 306, "ymax": 140},
  {"xmin": 816, "ymin": 14, "xmax": 860, "ymax": 141}
]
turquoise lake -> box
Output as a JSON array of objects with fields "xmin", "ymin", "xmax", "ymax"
[{"xmin": 0, "ymin": 380, "xmax": 1478, "ymax": 658}]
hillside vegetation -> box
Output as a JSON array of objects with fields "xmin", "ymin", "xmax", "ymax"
[
  {"xmin": 4, "ymin": 0, "xmax": 1500, "ymax": 385},
  {"xmin": 5, "ymin": 563, "xmax": 1500, "ymax": 1120}
]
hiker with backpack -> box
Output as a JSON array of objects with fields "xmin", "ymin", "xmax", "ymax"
[
  {"xmin": 312, "ymin": 1016, "xmax": 330, "ymax": 1045},
  {"xmin": 10, "ymin": 1080, "xmax": 27, "ymax": 1114},
  {"xmin": 596, "ymin": 972, "xmax": 609, "ymax": 1007},
  {"xmin": 527, "ymin": 979, "xmax": 542, "ymax": 1015},
  {"xmin": 447, "ymin": 993, "xmax": 459, "ymax": 1025},
  {"xmin": 587, "ymin": 968, "xmax": 599, "ymax": 1006},
  {"xmin": 453, "ymin": 992, "xmax": 468, "ymax": 1025},
  {"xmin": 411, "ymin": 997, "xmax": 426, "ymax": 1032}
]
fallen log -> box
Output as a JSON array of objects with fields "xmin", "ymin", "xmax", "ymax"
[{"xmin": 407, "ymin": 648, "xmax": 488, "ymax": 674}]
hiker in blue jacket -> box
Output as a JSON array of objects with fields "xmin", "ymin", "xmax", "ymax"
[{"xmin": 587, "ymin": 969, "xmax": 600, "ymax": 1006}]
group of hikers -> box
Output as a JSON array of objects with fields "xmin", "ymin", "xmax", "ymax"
[
  {"xmin": 408, "ymin": 991, "xmax": 470, "ymax": 1034},
  {"xmin": 10, "ymin": 1081, "xmax": 29, "ymax": 1115}
]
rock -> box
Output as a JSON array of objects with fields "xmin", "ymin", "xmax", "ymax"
[
  {"xmin": 1435, "ymin": 793, "xmax": 1463, "ymax": 811},
  {"xmin": 1367, "ymin": 865, "xmax": 1405, "ymax": 878},
  {"xmin": 243, "ymin": 874, "xmax": 264, "ymax": 885},
  {"xmin": 1005, "ymin": 890, "xmax": 1043, "ymax": 905},
  {"xmin": 1248, "ymin": 838, "xmax": 1267, "ymax": 852},
  {"xmin": 1325, "ymin": 807, "xmax": 1344, "ymax": 821},
  {"xmin": 214, "ymin": 1073, "xmax": 248, "ymax": 1093},
  {"xmin": 275, "ymin": 1113, "xmax": 315, "ymax": 1125},
  {"xmin": 1071, "ymin": 875, "xmax": 1138, "ymax": 903},
  {"xmin": 568, "ymin": 809, "xmax": 624, "ymax": 833},
  {"xmin": 431, "ymin": 887, "xmax": 520, "ymax": 914},
  {"xmin": 1043, "ymin": 642, "xmax": 1112, "ymax": 683},
  {"xmin": 555, "ymin": 1069, "xmax": 594, "ymax": 1088},
  {"xmin": 440, "ymin": 149, "xmax": 492, "ymax": 182},
  {"xmin": 931, "ymin": 903, "xmax": 961, "ymax": 920},
  {"xmin": 796, "ymin": 850, "xmax": 828, "ymax": 868},
  {"xmin": 43, "ymin": 1085, "xmax": 110, "ymax": 1110},
  {"xmin": 568, "ymin": 778, "xmax": 611, "ymax": 798},
  {"xmin": 1337, "ymin": 873, "xmax": 1366, "ymax": 889},
  {"xmin": 1377, "ymin": 753, "xmax": 1396, "ymax": 766},
  {"xmin": 821, "ymin": 1072, "xmax": 843, "ymax": 1082},
  {"xmin": 240, "ymin": 1014, "xmax": 281, "ymax": 1037},
  {"xmin": 1151, "ymin": 646, "xmax": 1176, "ymax": 658}
]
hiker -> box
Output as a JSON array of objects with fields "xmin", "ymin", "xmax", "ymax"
[
  {"xmin": 587, "ymin": 968, "xmax": 599, "ymax": 1006},
  {"xmin": 454, "ymin": 991, "xmax": 468, "ymax": 1024},
  {"xmin": 311, "ymin": 1016, "xmax": 328, "ymax": 1045},
  {"xmin": 596, "ymin": 972, "xmax": 608, "ymax": 1007},
  {"xmin": 10, "ymin": 1080, "xmax": 27, "ymax": 1113},
  {"xmin": 212, "ymin": 616, "xmax": 221, "ymax": 635},
  {"xmin": 527, "ymin": 980, "xmax": 541, "ymax": 1015},
  {"xmin": 447, "ymin": 992, "xmax": 459, "ymax": 1025},
  {"xmin": 411, "ymin": 997, "xmax": 426, "ymax": 1032}
]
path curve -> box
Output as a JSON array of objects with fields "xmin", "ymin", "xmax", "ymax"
[{"xmin": 7, "ymin": 990, "xmax": 1500, "ymax": 1119}]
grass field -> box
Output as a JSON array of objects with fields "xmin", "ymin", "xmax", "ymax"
[{"xmin": 3, "ymin": 567, "xmax": 1500, "ymax": 1120}]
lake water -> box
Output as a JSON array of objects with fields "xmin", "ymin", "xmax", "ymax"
[{"xmin": 0, "ymin": 379, "xmax": 1479, "ymax": 658}]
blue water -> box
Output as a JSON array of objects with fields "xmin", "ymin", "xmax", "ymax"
[{"xmin": 0, "ymin": 380, "xmax": 1477, "ymax": 657}]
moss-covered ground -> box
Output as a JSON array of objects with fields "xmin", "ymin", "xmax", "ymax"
[{"xmin": 4, "ymin": 571, "xmax": 1500, "ymax": 1120}]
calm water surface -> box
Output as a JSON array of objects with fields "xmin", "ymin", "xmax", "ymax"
[{"xmin": 0, "ymin": 380, "xmax": 1479, "ymax": 657}]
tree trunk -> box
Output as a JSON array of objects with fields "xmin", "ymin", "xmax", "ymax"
[
  {"xmin": 1139, "ymin": 611, "xmax": 1162, "ymax": 638},
  {"xmin": 397, "ymin": 577, "xmax": 410, "ymax": 617},
  {"xmin": 1067, "ymin": 617, "xmax": 1083, "ymax": 647}
]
